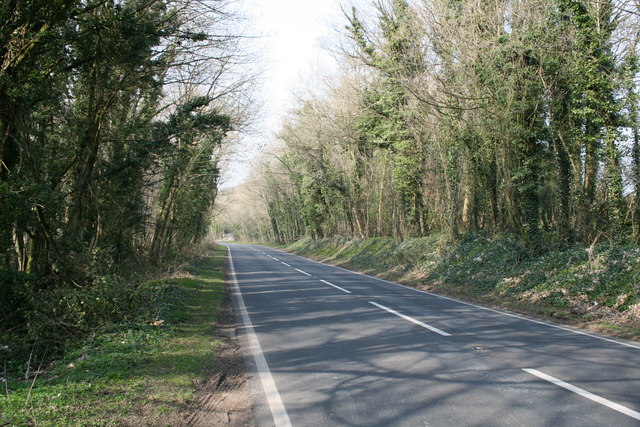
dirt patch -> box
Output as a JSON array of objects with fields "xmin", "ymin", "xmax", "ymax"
[{"xmin": 183, "ymin": 288, "xmax": 256, "ymax": 426}]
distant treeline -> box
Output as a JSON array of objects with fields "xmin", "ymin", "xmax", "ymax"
[{"xmin": 228, "ymin": 0, "xmax": 640, "ymax": 248}]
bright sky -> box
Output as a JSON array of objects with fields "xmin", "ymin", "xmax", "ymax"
[{"xmin": 219, "ymin": 0, "xmax": 345, "ymax": 188}]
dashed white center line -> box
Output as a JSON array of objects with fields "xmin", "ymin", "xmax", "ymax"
[
  {"xmin": 523, "ymin": 368, "xmax": 640, "ymax": 420},
  {"xmin": 295, "ymin": 268, "xmax": 312, "ymax": 277},
  {"xmin": 319, "ymin": 279, "xmax": 351, "ymax": 294},
  {"xmin": 281, "ymin": 262, "xmax": 291, "ymax": 267},
  {"xmin": 271, "ymin": 257, "xmax": 279, "ymax": 261},
  {"xmin": 369, "ymin": 301, "xmax": 451, "ymax": 336}
]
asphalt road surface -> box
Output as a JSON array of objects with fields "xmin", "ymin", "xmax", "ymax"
[{"xmin": 223, "ymin": 243, "xmax": 640, "ymax": 427}]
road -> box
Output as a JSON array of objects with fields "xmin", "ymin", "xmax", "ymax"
[{"xmin": 224, "ymin": 243, "xmax": 640, "ymax": 426}]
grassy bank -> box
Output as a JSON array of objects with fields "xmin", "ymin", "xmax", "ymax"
[
  {"xmin": 0, "ymin": 244, "xmax": 227, "ymax": 426},
  {"xmin": 286, "ymin": 234, "xmax": 640, "ymax": 340}
]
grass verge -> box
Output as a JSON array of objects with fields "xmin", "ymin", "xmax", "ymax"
[
  {"xmin": 284, "ymin": 234, "xmax": 640, "ymax": 340},
  {"xmin": 0, "ymin": 244, "xmax": 227, "ymax": 426}
]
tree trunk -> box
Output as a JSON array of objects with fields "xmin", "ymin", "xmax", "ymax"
[
  {"xmin": 580, "ymin": 123, "xmax": 599, "ymax": 239},
  {"xmin": 67, "ymin": 63, "xmax": 101, "ymax": 239}
]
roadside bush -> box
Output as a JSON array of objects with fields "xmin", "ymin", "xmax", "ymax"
[
  {"xmin": 0, "ymin": 269, "xmax": 32, "ymax": 333},
  {"xmin": 22, "ymin": 275, "xmax": 146, "ymax": 353}
]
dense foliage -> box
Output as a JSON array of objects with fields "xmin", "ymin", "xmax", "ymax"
[
  {"xmin": 0, "ymin": 0, "xmax": 248, "ymax": 349},
  {"xmin": 224, "ymin": 0, "xmax": 640, "ymax": 251},
  {"xmin": 1, "ymin": 245, "xmax": 227, "ymax": 426}
]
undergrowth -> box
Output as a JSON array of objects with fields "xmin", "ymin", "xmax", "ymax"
[
  {"xmin": 0, "ymin": 244, "xmax": 226, "ymax": 426},
  {"xmin": 286, "ymin": 233, "xmax": 640, "ymax": 339}
]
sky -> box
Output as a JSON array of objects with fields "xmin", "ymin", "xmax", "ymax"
[
  {"xmin": 251, "ymin": 0, "xmax": 343, "ymax": 123},
  {"xmin": 219, "ymin": 0, "xmax": 346, "ymax": 188}
]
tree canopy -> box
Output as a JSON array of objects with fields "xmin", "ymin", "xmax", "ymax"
[
  {"xmin": 0, "ymin": 0, "xmax": 252, "ymax": 345},
  {"xmin": 222, "ymin": 0, "xmax": 640, "ymax": 251}
]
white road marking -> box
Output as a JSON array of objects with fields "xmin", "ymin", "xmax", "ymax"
[
  {"xmin": 273, "ymin": 248, "xmax": 640, "ymax": 351},
  {"xmin": 320, "ymin": 279, "xmax": 351, "ymax": 294},
  {"xmin": 226, "ymin": 246, "xmax": 292, "ymax": 427},
  {"xmin": 295, "ymin": 268, "xmax": 312, "ymax": 277},
  {"xmin": 272, "ymin": 257, "xmax": 280, "ymax": 261},
  {"xmin": 369, "ymin": 301, "xmax": 451, "ymax": 336},
  {"xmin": 281, "ymin": 262, "xmax": 291, "ymax": 267},
  {"xmin": 523, "ymin": 368, "xmax": 640, "ymax": 420}
]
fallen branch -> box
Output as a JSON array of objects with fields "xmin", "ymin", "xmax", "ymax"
[{"xmin": 25, "ymin": 347, "xmax": 47, "ymax": 407}]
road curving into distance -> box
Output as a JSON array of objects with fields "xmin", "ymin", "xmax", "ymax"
[{"xmin": 223, "ymin": 243, "xmax": 640, "ymax": 427}]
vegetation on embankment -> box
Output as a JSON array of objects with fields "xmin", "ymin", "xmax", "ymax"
[
  {"xmin": 0, "ymin": 245, "xmax": 227, "ymax": 426},
  {"xmin": 286, "ymin": 235, "xmax": 640, "ymax": 340}
]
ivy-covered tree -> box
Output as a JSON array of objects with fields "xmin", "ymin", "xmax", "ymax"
[
  {"xmin": 348, "ymin": 0, "xmax": 428, "ymax": 237},
  {"xmin": 0, "ymin": 0, "xmax": 250, "ymax": 346},
  {"xmin": 224, "ymin": 0, "xmax": 640, "ymax": 255},
  {"xmin": 150, "ymin": 96, "xmax": 230, "ymax": 262}
]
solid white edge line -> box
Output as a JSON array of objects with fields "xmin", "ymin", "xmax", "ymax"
[
  {"xmin": 320, "ymin": 279, "xmax": 351, "ymax": 294},
  {"xmin": 227, "ymin": 246, "xmax": 292, "ymax": 427},
  {"xmin": 369, "ymin": 301, "xmax": 451, "ymax": 336},
  {"xmin": 263, "ymin": 247, "xmax": 640, "ymax": 351},
  {"xmin": 523, "ymin": 368, "xmax": 640, "ymax": 420},
  {"xmin": 294, "ymin": 268, "xmax": 312, "ymax": 277}
]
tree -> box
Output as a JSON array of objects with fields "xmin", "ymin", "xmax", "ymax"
[
  {"xmin": 221, "ymin": 0, "xmax": 640, "ymax": 251},
  {"xmin": 149, "ymin": 96, "xmax": 230, "ymax": 262},
  {"xmin": 348, "ymin": 0, "xmax": 429, "ymax": 236},
  {"xmin": 0, "ymin": 0, "xmax": 253, "ymax": 344}
]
